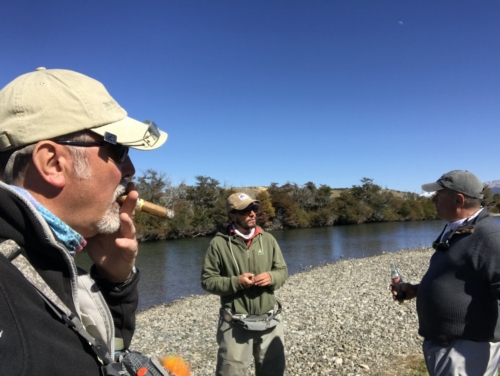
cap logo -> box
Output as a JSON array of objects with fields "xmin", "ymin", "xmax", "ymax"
[
  {"xmin": 437, "ymin": 177, "xmax": 453, "ymax": 188},
  {"xmin": 103, "ymin": 100, "xmax": 119, "ymax": 111},
  {"xmin": 238, "ymin": 194, "xmax": 249, "ymax": 201}
]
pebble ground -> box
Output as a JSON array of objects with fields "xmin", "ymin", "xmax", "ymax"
[{"xmin": 132, "ymin": 248, "xmax": 433, "ymax": 375}]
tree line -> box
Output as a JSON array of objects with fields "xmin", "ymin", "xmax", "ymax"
[{"xmin": 133, "ymin": 170, "xmax": 500, "ymax": 241}]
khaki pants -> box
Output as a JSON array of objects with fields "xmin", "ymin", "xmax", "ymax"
[{"xmin": 216, "ymin": 314, "xmax": 285, "ymax": 376}]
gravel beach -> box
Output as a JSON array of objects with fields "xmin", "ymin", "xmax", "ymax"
[{"xmin": 131, "ymin": 247, "xmax": 433, "ymax": 375}]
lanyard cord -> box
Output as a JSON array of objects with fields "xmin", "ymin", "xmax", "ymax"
[{"xmin": 0, "ymin": 239, "xmax": 115, "ymax": 366}]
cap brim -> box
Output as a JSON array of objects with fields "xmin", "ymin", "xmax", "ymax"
[
  {"xmin": 90, "ymin": 117, "xmax": 168, "ymax": 150},
  {"xmin": 421, "ymin": 182, "xmax": 443, "ymax": 193},
  {"xmin": 233, "ymin": 199, "xmax": 261, "ymax": 211}
]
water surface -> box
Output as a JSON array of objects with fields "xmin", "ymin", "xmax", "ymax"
[{"xmin": 76, "ymin": 218, "xmax": 500, "ymax": 311}]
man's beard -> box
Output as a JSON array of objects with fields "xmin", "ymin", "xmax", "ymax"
[
  {"xmin": 234, "ymin": 215, "xmax": 257, "ymax": 232},
  {"xmin": 95, "ymin": 180, "xmax": 128, "ymax": 234}
]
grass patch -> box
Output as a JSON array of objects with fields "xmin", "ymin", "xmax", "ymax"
[
  {"xmin": 371, "ymin": 354, "xmax": 427, "ymax": 376},
  {"xmin": 403, "ymin": 355, "xmax": 428, "ymax": 376}
]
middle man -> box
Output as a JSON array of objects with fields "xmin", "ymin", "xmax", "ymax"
[{"xmin": 202, "ymin": 192, "xmax": 288, "ymax": 376}]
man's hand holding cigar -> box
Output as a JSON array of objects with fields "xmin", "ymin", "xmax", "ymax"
[{"xmin": 86, "ymin": 182, "xmax": 139, "ymax": 282}]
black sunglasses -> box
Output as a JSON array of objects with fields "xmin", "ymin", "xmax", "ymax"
[
  {"xmin": 234, "ymin": 205, "xmax": 259, "ymax": 216},
  {"xmin": 55, "ymin": 140, "xmax": 129, "ymax": 164}
]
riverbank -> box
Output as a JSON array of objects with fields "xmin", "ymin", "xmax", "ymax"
[{"xmin": 131, "ymin": 247, "xmax": 433, "ymax": 375}]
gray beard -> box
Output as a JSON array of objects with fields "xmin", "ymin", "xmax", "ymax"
[{"xmin": 95, "ymin": 180, "xmax": 128, "ymax": 234}]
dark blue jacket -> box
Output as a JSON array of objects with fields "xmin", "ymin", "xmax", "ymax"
[{"xmin": 417, "ymin": 210, "xmax": 500, "ymax": 343}]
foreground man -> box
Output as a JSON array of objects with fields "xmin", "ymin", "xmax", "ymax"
[
  {"xmin": 0, "ymin": 68, "xmax": 167, "ymax": 374},
  {"xmin": 202, "ymin": 193, "xmax": 288, "ymax": 376},
  {"xmin": 391, "ymin": 170, "xmax": 500, "ymax": 376}
]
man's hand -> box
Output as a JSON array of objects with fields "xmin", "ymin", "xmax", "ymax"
[
  {"xmin": 254, "ymin": 272, "xmax": 272, "ymax": 287},
  {"xmin": 86, "ymin": 184, "xmax": 139, "ymax": 282},
  {"xmin": 239, "ymin": 273, "xmax": 255, "ymax": 288},
  {"xmin": 389, "ymin": 282, "xmax": 418, "ymax": 301}
]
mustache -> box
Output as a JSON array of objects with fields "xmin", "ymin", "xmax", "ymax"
[{"xmin": 113, "ymin": 179, "xmax": 129, "ymax": 202}]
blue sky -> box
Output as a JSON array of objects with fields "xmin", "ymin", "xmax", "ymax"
[{"xmin": 1, "ymin": 1, "xmax": 499, "ymax": 193}]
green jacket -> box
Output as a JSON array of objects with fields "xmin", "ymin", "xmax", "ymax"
[{"xmin": 201, "ymin": 226, "xmax": 287, "ymax": 315}]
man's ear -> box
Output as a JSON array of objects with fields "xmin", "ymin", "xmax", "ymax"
[
  {"xmin": 228, "ymin": 212, "xmax": 236, "ymax": 223},
  {"xmin": 31, "ymin": 141, "xmax": 69, "ymax": 188},
  {"xmin": 455, "ymin": 193, "xmax": 466, "ymax": 207}
]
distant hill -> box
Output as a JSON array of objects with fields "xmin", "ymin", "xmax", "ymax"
[{"xmin": 484, "ymin": 180, "xmax": 500, "ymax": 194}]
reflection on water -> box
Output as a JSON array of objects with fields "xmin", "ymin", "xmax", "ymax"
[{"xmin": 75, "ymin": 217, "xmax": 500, "ymax": 311}]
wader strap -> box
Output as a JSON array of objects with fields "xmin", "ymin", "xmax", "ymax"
[{"xmin": 0, "ymin": 239, "xmax": 115, "ymax": 367}]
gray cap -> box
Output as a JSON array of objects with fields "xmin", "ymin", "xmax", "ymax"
[{"xmin": 421, "ymin": 170, "xmax": 484, "ymax": 199}]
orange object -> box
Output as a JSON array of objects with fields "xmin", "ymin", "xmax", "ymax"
[
  {"xmin": 161, "ymin": 355, "xmax": 190, "ymax": 376},
  {"xmin": 136, "ymin": 367, "xmax": 148, "ymax": 376}
]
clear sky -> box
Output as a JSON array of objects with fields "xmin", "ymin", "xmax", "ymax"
[{"xmin": 1, "ymin": 1, "xmax": 499, "ymax": 193}]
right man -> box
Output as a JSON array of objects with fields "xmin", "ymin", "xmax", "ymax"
[
  {"xmin": 201, "ymin": 192, "xmax": 288, "ymax": 376},
  {"xmin": 391, "ymin": 170, "xmax": 500, "ymax": 376}
]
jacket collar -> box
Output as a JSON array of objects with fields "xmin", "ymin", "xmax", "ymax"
[{"xmin": 433, "ymin": 209, "xmax": 489, "ymax": 251}]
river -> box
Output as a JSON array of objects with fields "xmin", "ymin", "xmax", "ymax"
[{"xmin": 75, "ymin": 217, "xmax": 500, "ymax": 312}]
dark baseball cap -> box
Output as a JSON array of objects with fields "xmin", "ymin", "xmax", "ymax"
[{"xmin": 421, "ymin": 170, "xmax": 483, "ymax": 199}]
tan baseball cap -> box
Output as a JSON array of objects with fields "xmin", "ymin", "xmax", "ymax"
[
  {"xmin": 226, "ymin": 192, "xmax": 260, "ymax": 213},
  {"xmin": 0, "ymin": 67, "xmax": 168, "ymax": 152}
]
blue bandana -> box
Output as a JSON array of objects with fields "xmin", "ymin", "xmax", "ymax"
[{"xmin": 11, "ymin": 186, "xmax": 87, "ymax": 256}]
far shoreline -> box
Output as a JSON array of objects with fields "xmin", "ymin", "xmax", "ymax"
[{"xmin": 137, "ymin": 217, "xmax": 444, "ymax": 242}]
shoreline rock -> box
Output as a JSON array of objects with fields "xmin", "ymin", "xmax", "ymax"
[{"xmin": 132, "ymin": 247, "xmax": 433, "ymax": 375}]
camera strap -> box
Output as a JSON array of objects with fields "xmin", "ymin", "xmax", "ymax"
[{"xmin": 0, "ymin": 239, "xmax": 116, "ymax": 368}]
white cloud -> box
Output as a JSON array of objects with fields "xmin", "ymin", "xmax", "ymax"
[
  {"xmin": 420, "ymin": 191, "xmax": 434, "ymax": 198},
  {"xmin": 399, "ymin": 21, "xmax": 404, "ymax": 25}
]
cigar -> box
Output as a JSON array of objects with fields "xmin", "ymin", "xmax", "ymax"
[{"xmin": 117, "ymin": 195, "xmax": 175, "ymax": 218}]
